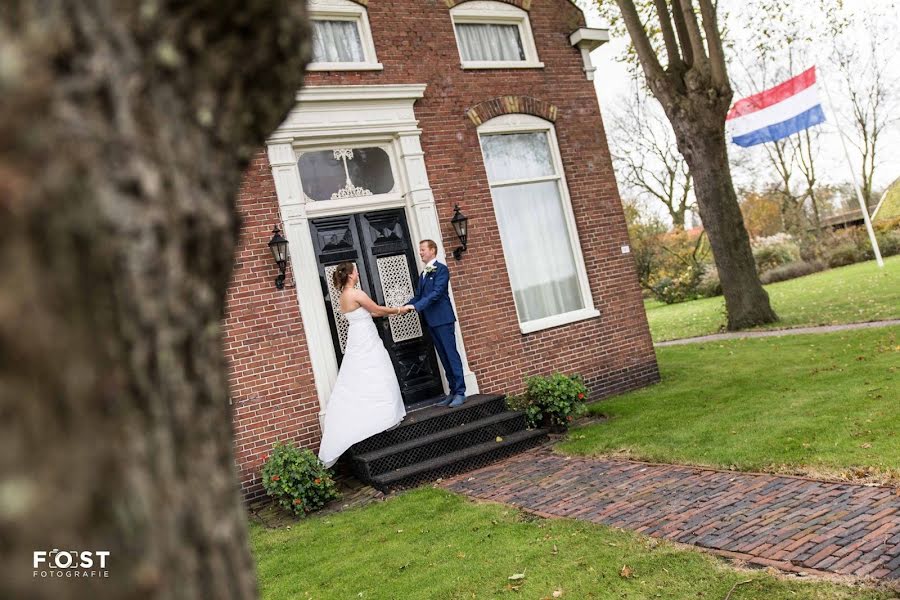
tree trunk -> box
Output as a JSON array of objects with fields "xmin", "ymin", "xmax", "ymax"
[
  {"xmin": 0, "ymin": 2, "xmax": 309, "ymax": 599},
  {"xmin": 672, "ymin": 116, "xmax": 778, "ymax": 330}
]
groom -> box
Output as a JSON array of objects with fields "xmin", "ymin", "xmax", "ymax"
[{"xmin": 402, "ymin": 240, "xmax": 466, "ymax": 408}]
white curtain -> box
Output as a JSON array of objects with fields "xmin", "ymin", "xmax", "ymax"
[
  {"xmin": 482, "ymin": 132, "xmax": 583, "ymax": 323},
  {"xmin": 312, "ymin": 20, "xmax": 364, "ymax": 63},
  {"xmin": 455, "ymin": 23, "xmax": 524, "ymax": 61}
]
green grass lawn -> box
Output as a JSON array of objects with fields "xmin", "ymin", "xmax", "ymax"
[
  {"xmin": 250, "ymin": 488, "xmax": 891, "ymax": 600},
  {"xmin": 559, "ymin": 326, "xmax": 900, "ymax": 484},
  {"xmin": 645, "ymin": 256, "xmax": 900, "ymax": 342}
]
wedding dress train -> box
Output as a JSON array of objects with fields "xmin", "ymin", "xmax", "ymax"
[{"xmin": 318, "ymin": 306, "xmax": 406, "ymax": 467}]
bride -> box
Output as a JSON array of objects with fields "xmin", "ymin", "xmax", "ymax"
[{"xmin": 318, "ymin": 261, "xmax": 409, "ymax": 467}]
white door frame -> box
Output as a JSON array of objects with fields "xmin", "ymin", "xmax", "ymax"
[{"xmin": 266, "ymin": 84, "xmax": 479, "ymax": 422}]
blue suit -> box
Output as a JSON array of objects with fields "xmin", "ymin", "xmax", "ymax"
[{"xmin": 408, "ymin": 261, "xmax": 466, "ymax": 397}]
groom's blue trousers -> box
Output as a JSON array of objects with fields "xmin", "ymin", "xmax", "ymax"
[{"xmin": 429, "ymin": 323, "xmax": 466, "ymax": 397}]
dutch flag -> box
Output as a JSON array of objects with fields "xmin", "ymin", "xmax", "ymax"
[{"xmin": 726, "ymin": 66, "xmax": 826, "ymax": 147}]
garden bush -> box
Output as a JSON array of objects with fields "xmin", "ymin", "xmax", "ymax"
[
  {"xmin": 759, "ymin": 259, "xmax": 827, "ymax": 284},
  {"xmin": 507, "ymin": 373, "xmax": 588, "ymax": 430},
  {"xmin": 751, "ymin": 233, "xmax": 801, "ymax": 273},
  {"xmin": 696, "ymin": 265, "xmax": 722, "ymax": 298},
  {"xmin": 261, "ymin": 442, "xmax": 340, "ymax": 517}
]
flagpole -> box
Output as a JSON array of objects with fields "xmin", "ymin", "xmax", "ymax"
[{"xmin": 819, "ymin": 70, "xmax": 884, "ymax": 268}]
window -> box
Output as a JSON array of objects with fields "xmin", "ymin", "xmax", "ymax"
[
  {"xmin": 478, "ymin": 115, "xmax": 598, "ymax": 332},
  {"xmin": 308, "ymin": 0, "xmax": 382, "ymax": 71},
  {"xmin": 451, "ymin": 1, "xmax": 542, "ymax": 69},
  {"xmin": 298, "ymin": 147, "xmax": 395, "ymax": 201}
]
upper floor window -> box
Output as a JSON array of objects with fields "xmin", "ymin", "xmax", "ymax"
[
  {"xmin": 308, "ymin": 0, "xmax": 382, "ymax": 71},
  {"xmin": 450, "ymin": 1, "xmax": 543, "ymax": 69}
]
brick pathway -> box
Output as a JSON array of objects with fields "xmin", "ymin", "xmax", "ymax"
[{"xmin": 443, "ymin": 448, "xmax": 900, "ymax": 581}]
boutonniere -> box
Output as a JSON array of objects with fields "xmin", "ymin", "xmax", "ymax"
[{"xmin": 423, "ymin": 265, "xmax": 437, "ymax": 275}]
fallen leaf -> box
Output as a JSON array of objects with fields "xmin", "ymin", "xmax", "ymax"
[
  {"xmin": 553, "ymin": 589, "xmax": 563, "ymax": 598},
  {"xmin": 620, "ymin": 565, "xmax": 634, "ymax": 578},
  {"xmin": 861, "ymin": 443, "xmax": 872, "ymax": 449},
  {"xmin": 509, "ymin": 570, "xmax": 527, "ymax": 581}
]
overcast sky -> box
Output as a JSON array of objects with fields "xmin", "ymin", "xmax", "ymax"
[{"xmin": 580, "ymin": 0, "xmax": 900, "ymax": 197}]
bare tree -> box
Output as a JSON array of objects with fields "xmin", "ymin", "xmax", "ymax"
[
  {"xmin": 609, "ymin": 84, "xmax": 695, "ymax": 228},
  {"xmin": 832, "ymin": 20, "xmax": 899, "ymax": 210},
  {"xmin": 598, "ymin": 0, "xmax": 777, "ymax": 330},
  {"xmin": 0, "ymin": 2, "xmax": 310, "ymax": 599}
]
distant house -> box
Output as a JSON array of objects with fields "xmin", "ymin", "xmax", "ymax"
[{"xmin": 224, "ymin": 0, "xmax": 659, "ymax": 500}]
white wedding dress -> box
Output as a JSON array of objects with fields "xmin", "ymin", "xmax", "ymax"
[{"xmin": 318, "ymin": 306, "xmax": 407, "ymax": 467}]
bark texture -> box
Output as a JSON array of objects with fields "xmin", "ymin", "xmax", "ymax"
[{"xmin": 0, "ymin": 2, "xmax": 309, "ymax": 598}]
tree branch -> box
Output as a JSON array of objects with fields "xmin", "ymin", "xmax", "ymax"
[
  {"xmin": 673, "ymin": 0, "xmax": 709, "ymax": 73},
  {"xmin": 615, "ymin": 0, "xmax": 667, "ymax": 88},
  {"xmin": 697, "ymin": 0, "xmax": 728, "ymax": 89},
  {"xmin": 670, "ymin": 0, "xmax": 694, "ymax": 67},
  {"xmin": 653, "ymin": 0, "xmax": 682, "ymax": 69}
]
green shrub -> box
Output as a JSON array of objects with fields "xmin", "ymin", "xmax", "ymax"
[
  {"xmin": 759, "ymin": 259, "xmax": 827, "ymax": 284},
  {"xmin": 823, "ymin": 241, "xmax": 865, "ymax": 268},
  {"xmin": 752, "ymin": 233, "xmax": 801, "ymax": 273},
  {"xmin": 508, "ymin": 373, "xmax": 588, "ymax": 429},
  {"xmin": 696, "ymin": 265, "xmax": 722, "ymax": 298},
  {"xmin": 650, "ymin": 267, "xmax": 704, "ymax": 304},
  {"xmin": 875, "ymin": 228, "xmax": 900, "ymax": 257},
  {"xmin": 261, "ymin": 442, "xmax": 340, "ymax": 517}
]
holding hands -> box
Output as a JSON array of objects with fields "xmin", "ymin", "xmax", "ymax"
[{"xmin": 398, "ymin": 305, "xmax": 415, "ymax": 314}]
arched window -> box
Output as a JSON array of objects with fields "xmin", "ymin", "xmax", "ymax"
[
  {"xmin": 450, "ymin": 1, "xmax": 543, "ymax": 69},
  {"xmin": 477, "ymin": 114, "xmax": 598, "ymax": 332},
  {"xmin": 308, "ymin": 0, "xmax": 382, "ymax": 71}
]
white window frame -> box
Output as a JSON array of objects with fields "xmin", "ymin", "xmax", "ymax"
[
  {"xmin": 477, "ymin": 114, "xmax": 598, "ymax": 334},
  {"xmin": 308, "ymin": 0, "xmax": 382, "ymax": 71},
  {"xmin": 450, "ymin": 1, "xmax": 543, "ymax": 70},
  {"xmin": 295, "ymin": 140, "xmax": 402, "ymax": 212}
]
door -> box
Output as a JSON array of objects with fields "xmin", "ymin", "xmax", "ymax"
[{"xmin": 310, "ymin": 209, "xmax": 445, "ymax": 407}]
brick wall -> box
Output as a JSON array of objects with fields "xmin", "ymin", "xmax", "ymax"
[{"xmin": 225, "ymin": 0, "xmax": 659, "ymax": 500}]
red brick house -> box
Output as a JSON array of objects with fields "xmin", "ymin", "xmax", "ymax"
[{"xmin": 225, "ymin": 0, "xmax": 659, "ymax": 499}]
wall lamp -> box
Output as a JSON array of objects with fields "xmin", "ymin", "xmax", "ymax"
[
  {"xmin": 450, "ymin": 204, "xmax": 469, "ymax": 261},
  {"xmin": 267, "ymin": 226, "xmax": 289, "ymax": 290}
]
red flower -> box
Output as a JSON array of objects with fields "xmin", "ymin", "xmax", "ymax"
[
  {"xmin": 314, "ymin": 478, "xmax": 322, "ymax": 485},
  {"xmin": 293, "ymin": 498, "xmax": 303, "ymax": 505},
  {"xmin": 577, "ymin": 393, "xmax": 585, "ymax": 400},
  {"xmin": 271, "ymin": 475, "xmax": 280, "ymax": 481}
]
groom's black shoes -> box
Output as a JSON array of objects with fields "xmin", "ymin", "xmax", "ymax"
[
  {"xmin": 436, "ymin": 395, "xmax": 453, "ymax": 407},
  {"xmin": 448, "ymin": 394, "xmax": 466, "ymax": 408}
]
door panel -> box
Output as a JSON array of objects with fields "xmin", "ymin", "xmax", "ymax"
[{"xmin": 310, "ymin": 209, "xmax": 444, "ymax": 405}]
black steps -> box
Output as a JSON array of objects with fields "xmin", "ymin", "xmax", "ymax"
[
  {"xmin": 345, "ymin": 394, "xmax": 547, "ymax": 492},
  {"xmin": 370, "ymin": 428, "xmax": 547, "ymax": 491}
]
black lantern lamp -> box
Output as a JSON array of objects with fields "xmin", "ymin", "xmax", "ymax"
[
  {"xmin": 267, "ymin": 226, "xmax": 289, "ymax": 290},
  {"xmin": 450, "ymin": 204, "xmax": 469, "ymax": 261}
]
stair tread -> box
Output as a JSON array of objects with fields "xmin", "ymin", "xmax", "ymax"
[
  {"xmin": 371, "ymin": 428, "xmax": 547, "ymax": 486},
  {"xmin": 349, "ymin": 393, "xmax": 507, "ymax": 454},
  {"xmin": 395, "ymin": 394, "xmax": 504, "ymax": 428},
  {"xmin": 354, "ymin": 411, "xmax": 526, "ymax": 463}
]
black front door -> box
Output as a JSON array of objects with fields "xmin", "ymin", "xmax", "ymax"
[{"xmin": 310, "ymin": 209, "xmax": 445, "ymax": 406}]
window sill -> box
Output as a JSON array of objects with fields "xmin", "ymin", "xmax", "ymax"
[
  {"xmin": 461, "ymin": 61, "xmax": 544, "ymax": 70},
  {"xmin": 518, "ymin": 308, "xmax": 600, "ymax": 334},
  {"xmin": 306, "ymin": 62, "xmax": 384, "ymax": 71}
]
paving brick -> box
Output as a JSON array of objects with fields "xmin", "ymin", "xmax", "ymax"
[{"xmin": 443, "ymin": 448, "xmax": 900, "ymax": 581}]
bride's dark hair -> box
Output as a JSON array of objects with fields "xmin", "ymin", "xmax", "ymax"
[{"xmin": 332, "ymin": 261, "xmax": 355, "ymax": 289}]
